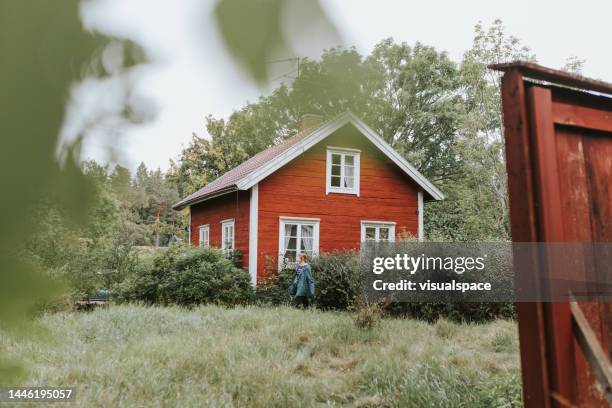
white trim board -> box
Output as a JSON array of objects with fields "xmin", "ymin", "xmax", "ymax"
[
  {"xmin": 248, "ymin": 184, "xmax": 258, "ymax": 286},
  {"xmin": 235, "ymin": 112, "xmax": 444, "ymax": 201},
  {"xmin": 188, "ymin": 206, "xmax": 192, "ymax": 245},
  {"xmin": 418, "ymin": 191, "xmax": 424, "ymax": 241}
]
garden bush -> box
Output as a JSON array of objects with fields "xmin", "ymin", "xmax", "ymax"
[
  {"xmin": 253, "ymin": 268, "xmax": 294, "ymax": 306},
  {"xmin": 254, "ymin": 251, "xmax": 362, "ymax": 309},
  {"xmin": 385, "ymin": 301, "xmax": 516, "ymax": 323},
  {"xmin": 310, "ymin": 251, "xmax": 362, "ymax": 310},
  {"xmin": 115, "ymin": 245, "xmax": 254, "ymax": 306},
  {"xmin": 255, "ymin": 250, "xmax": 515, "ymax": 322}
]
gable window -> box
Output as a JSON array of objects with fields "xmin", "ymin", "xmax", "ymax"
[
  {"xmin": 279, "ymin": 217, "xmax": 319, "ymax": 268},
  {"xmin": 326, "ymin": 147, "xmax": 360, "ymax": 195},
  {"xmin": 361, "ymin": 221, "xmax": 396, "ymax": 243},
  {"xmin": 221, "ymin": 219, "xmax": 235, "ymax": 253},
  {"xmin": 199, "ymin": 225, "xmax": 210, "ymax": 248}
]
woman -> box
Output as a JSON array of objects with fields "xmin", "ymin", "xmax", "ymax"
[{"xmin": 290, "ymin": 252, "xmax": 315, "ymax": 308}]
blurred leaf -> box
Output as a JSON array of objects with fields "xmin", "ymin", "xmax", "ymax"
[
  {"xmin": 214, "ymin": 0, "xmax": 339, "ymax": 83},
  {"xmin": 0, "ymin": 0, "xmax": 146, "ymax": 384}
]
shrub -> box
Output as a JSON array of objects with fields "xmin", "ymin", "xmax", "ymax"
[
  {"xmin": 352, "ymin": 298, "xmax": 382, "ymax": 330},
  {"xmin": 255, "ymin": 250, "xmax": 515, "ymax": 323},
  {"xmin": 115, "ymin": 245, "xmax": 254, "ymax": 306},
  {"xmin": 384, "ymin": 301, "xmax": 516, "ymax": 323},
  {"xmin": 255, "ymin": 251, "xmax": 362, "ymax": 309},
  {"xmin": 254, "ymin": 268, "xmax": 294, "ymax": 306},
  {"xmin": 310, "ymin": 251, "xmax": 361, "ymax": 310}
]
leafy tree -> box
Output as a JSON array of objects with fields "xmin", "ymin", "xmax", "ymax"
[
  {"xmin": 426, "ymin": 20, "xmax": 536, "ymax": 240},
  {"xmin": 170, "ymin": 42, "xmax": 463, "ymax": 195},
  {"xmin": 562, "ymin": 55, "xmax": 586, "ymax": 74}
]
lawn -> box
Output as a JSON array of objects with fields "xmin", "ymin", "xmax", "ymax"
[{"xmin": 2, "ymin": 305, "xmax": 521, "ymax": 407}]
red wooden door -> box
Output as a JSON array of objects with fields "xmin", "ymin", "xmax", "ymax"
[{"xmin": 494, "ymin": 62, "xmax": 611, "ymax": 407}]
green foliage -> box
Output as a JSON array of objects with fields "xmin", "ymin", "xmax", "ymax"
[
  {"xmin": 259, "ymin": 251, "xmax": 514, "ymax": 322},
  {"xmin": 256, "ymin": 251, "xmax": 362, "ymax": 309},
  {"xmin": 562, "ymin": 55, "xmax": 586, "ymax": 74},
  {"xmin": 109, "ymin": 162, "xmax": 183, "ymax": 246},
  {"xmin": 352, "ymin": 299, "xmax": 383, "ymax": 330},
  {"xmin": 425, "ymin": 19, "xmax": 537, "ymax": 241},
  {"xmin": 2, "ymin": 305, "xmax": 521, "ymax": 405},
  {"xmin": 23, "ymin": 164, "xmax": 165, "ymax": 305},
  {"xmin": 214, "ymin": 0, "xmax": 339, "ymax": 83},
  {"xmin": 115, "ymin": 246, "xmax": 254, "ymax": 306},
  {"xmin": 171, "ymin": 21, "xmax": 571, "ymax": 242},
  {"xmin": 0, "ymin": 0, "xmax": 145, "ymax": 383},
  {"xmin": 310, "ymin": 251, "xmax": 362, "ymax": 310},
  {"xmin": 387, "ymin": 302, "xmax": 516, "ymax": 324},
  {"xmin": 254, "ymin": 269, "xmax": 294, "ymax": 306},
  {"xmin": 169, "ymin": 41, "xmax": 463, "ymax": 196}
]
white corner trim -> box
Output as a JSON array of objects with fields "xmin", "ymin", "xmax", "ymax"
[
  {"xmin": 188, "ymin": 206, "xmax": 192, "ymax": 246},
  {"xmin": 418, "ymin": 191, "xmax": 424, "ymax": 241},
  {"xmin": 235, "ymin": 112, "xmax": 444, "ymax": 201},
  {"xmin": 248, "ymin": 184, "xmax": 258, "ymax": 286}
]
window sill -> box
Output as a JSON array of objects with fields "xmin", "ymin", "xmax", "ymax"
[{"xmin": 326, "ymin": 189, "xmax": 359, "ymax": 196}]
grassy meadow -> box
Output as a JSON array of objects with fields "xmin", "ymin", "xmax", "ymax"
[{"xmin": 2, "ymin": 305, "xmax": 521, "ymax": 407}]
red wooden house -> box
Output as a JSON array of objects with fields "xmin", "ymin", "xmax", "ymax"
[{"xmin": 173, "ymin": 112, "xmax": 444, "ymax": 284}]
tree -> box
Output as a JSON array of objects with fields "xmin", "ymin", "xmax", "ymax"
[
  {"xmin": 562, "ymin": 55, "xmax": 586, "ymax": 74},
  {"xmin": 170, "ymin": 41, "xmax": 463, "ymax": 195}
]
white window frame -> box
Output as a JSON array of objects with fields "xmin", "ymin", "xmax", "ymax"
[
  {"xmin": 326, "ymin": 147, "xmax": 360, "ymax": 196},
  {"xmin": 199, "ymin": 224, "xmax": 210, "ymax": 248},
  {"xmin": 221, "ymin": 219, "xmax": 235, "ymax": 253},
  {"xmin": 360, "ymin": 221, "xmax": 396, "ymax": 244},
  {"xmin": 278, "ymin": 217, "xmax": 320, "ymax": 269}
]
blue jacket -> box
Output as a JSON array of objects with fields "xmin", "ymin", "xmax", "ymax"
[{"xmin": 293, "ymin": 264, "xmax": 315, "ymax": 296}]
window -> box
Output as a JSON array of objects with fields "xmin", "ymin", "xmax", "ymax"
[
  {"xmin": 279, "ymin": 217, "xmax": 320, "ymax": 268},
  {"xmin": 221, "ymin": 219, "xmax": 235, "ymax": 253},
  {"xmin": 361, "ymin": 221, "xmax": 396, "ymax": 243},
  {"xmin": 326, "ymin": 147, "xmax": 360, "ymax": 195},
  {"xmin": 199, "ymin": 225, "xmax": 210, "ymax": 248}
]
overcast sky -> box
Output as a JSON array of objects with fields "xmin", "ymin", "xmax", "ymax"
[{"xmin": 77, "ymin": 0, "xmax": 611, "ymax": 172}]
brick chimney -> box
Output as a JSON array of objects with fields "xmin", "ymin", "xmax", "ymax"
[{"xmin": 300, "ymin": 114, "xmax": 323, "ymax": 131}]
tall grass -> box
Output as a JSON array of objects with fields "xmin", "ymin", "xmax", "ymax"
[{"xmin": 1, "ymin": 305, "xmax": 521, "ymax": 407}]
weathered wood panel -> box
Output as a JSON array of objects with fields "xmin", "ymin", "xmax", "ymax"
[{"xmin": 494, "ymin": 62, "xmax": 612, "ymax": 407}]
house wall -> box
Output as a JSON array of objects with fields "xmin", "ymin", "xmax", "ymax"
[
  {"xmin": 189, "ymin": 190, "xmax": 250, "ymax": 269},
  {"xmin": 256, "ymin": 124, "xmax": 420, "ymax": 281}
]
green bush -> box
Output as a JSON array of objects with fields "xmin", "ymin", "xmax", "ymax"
[
  {"xmin": 255, "ymin": 251, "xmax": 515, "ymax": 322},
  {"xmin": 311, "ymin": 251, "xmax": 362, "ymax": 310},
  {"xmin": 385, "ymin": 302, "xmax": 516, "ymax": 323},
  {"xmin": 115, "ymin": 245, "xmax": 254, "ymax": 306},
  {"xmin": 255, "ymin": 251, "xmax": 362, "ymax": 310},
  {"xmin": 254, "ymin": 268, "xmax": 294, "ymax": 305}
]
